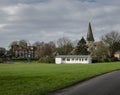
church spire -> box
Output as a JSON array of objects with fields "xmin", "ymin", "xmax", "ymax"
[{"xmin": 87, "ymin": 22, "xmax": 94, "ymax": 42}]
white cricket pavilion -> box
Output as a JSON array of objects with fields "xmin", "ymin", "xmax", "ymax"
[{"xmin": 55, "ymin": 55, "xmax": 92, "ymax": 64}]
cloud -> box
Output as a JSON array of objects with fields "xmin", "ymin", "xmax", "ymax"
[{"xmin": 0, "ymin": 0, "xmax": 120, "ymax": 48}]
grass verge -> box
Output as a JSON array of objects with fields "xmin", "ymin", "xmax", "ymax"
[{"xmin": 0, "ymin": 62, "xmax": 120, "ymax": 95}]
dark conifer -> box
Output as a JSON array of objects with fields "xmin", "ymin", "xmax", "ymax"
[{"xmin": 75, "ymin": 37, "xmax": 90, "ymax": 55}]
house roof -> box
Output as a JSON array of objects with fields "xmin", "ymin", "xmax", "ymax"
[{"xmin": 13, "ymin": 46, "xmax": 36, "ymax": 51}]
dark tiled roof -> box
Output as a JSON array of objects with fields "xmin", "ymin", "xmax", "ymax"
[{"xmin": 56, "ymin": 55, "xmax": 91, "ymax": 58}]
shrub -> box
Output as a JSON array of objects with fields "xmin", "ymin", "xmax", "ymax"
[
  {"xmin": 39, "ymin": 56, "xmax": 55, "ymax": 63},
  {"xmin": 0, "ymin": 58, "xmax": 3, "ymax": 63}
]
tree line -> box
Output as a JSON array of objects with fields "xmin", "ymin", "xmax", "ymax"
[{"xmin": 0, "ymin": 31, "xmax": 120, "ymax": 63}]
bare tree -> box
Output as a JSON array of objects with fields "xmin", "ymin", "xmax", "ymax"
[
  {"xmin": 33, "ymin": 41, "xmax": 42, "ymax": 46},
  {"xmin": 102, "ymin": 31, "xmax": 120, "ymax": 58},
  {"xmin": 9, "ymin": 40, "xmax": 28, "ymax": 49},
  {"xmin": 57, "ymin": 37, "xmax": 73, "ymax": 55},
  {"xmin": 33, "ymin": 41, "xmax": 56, "ymax": 58},
  {"xmin": 33, "ymin": 41, "xmax": 56, "ymax": 63},
  {"xmin": 33, "ymin": 41, "xmax": 45, "ymax": 58},
  {"xmin": 19, "ymin": 40, "xmax": 28, "ymax": 46},
  {"xmin": 9, "ymin": 41, "xmax": 18, "ymax": 49},
  {"xmin": 92, "ymin": 42, "xmax": 109, "ymax": 62}
]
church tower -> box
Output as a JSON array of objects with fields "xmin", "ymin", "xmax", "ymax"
[
  {"xmin": 87, "ymin": 22, "xmax": 94, "ymax": 43},
  {"xmin": 86, "ymin": 22, "xmax": 95, "ymax": 52}
]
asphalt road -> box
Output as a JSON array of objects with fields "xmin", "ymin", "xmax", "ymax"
[{"xmin": 48, "ymin": 70, "xmax": 120, "ymax": 95}]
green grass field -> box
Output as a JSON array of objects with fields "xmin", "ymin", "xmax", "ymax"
[{"xmin": 0, "ymin": 62, "xmax": 120, "ymax": 95}]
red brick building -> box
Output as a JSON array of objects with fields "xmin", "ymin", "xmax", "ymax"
[{"xmin": 12, "ymin": 46, "xmax": 37, "ymax": 59}]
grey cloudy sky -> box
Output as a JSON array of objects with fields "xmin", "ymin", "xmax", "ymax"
[{"xmin": 0, "ymin": 0, "xmax": 120, "ymax": 48}]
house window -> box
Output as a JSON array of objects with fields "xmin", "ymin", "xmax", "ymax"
[{"xmin": 72, "ymin": 58, "xmax": 74, "ymax": 61}]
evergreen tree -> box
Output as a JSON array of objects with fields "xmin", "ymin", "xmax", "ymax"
[
  {"xmin": 0, "ymin": 47, "xmax": 6, "ymax": 57},
  {"xmin": 75, "ymin": 37, "xmax": 89, "ymax": 55}
]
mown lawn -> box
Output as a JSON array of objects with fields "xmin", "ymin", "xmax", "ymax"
[{"xmin": 0, "ymin": 62, "xmax": 120, "ymax": 95}]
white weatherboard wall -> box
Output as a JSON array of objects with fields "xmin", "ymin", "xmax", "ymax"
[
  {"xmin": 55, "ymin": 58, "xmax": 62, "ymax": 64},
  {"xmin": 55, "ymin": 55, "xmax": 92, "ymax": 64}
]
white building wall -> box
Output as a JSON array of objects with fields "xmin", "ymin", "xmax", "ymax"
[
  {"xmin": 55, "ymin": 56, "xmax": 92, "ymax": 64},
  {"xmin": 55, "ymin": 58, "xmax": 62, "ymax": 64}
]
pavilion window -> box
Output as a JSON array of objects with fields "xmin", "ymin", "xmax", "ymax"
[
  {"xmin": 67, "ymin": 58, "xmax": 70, "ymax": 61},
  {"xmin": 85, "ymin": 58, "xmax": 88, "ymax": 61},
  {"xmin": 72, "ymin": 58, "xmax": 74, "ymax": 61},
  {"xmin": 79, "ymin": 58, "xmax": 81, "ymax": 61},
  {"xmin": 62, "ymin": 58, "xmax": 65, "ymax": 61},
  {"xmin": 76, "ymin": 58, "xmax": 78, "ymax": 61}
]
